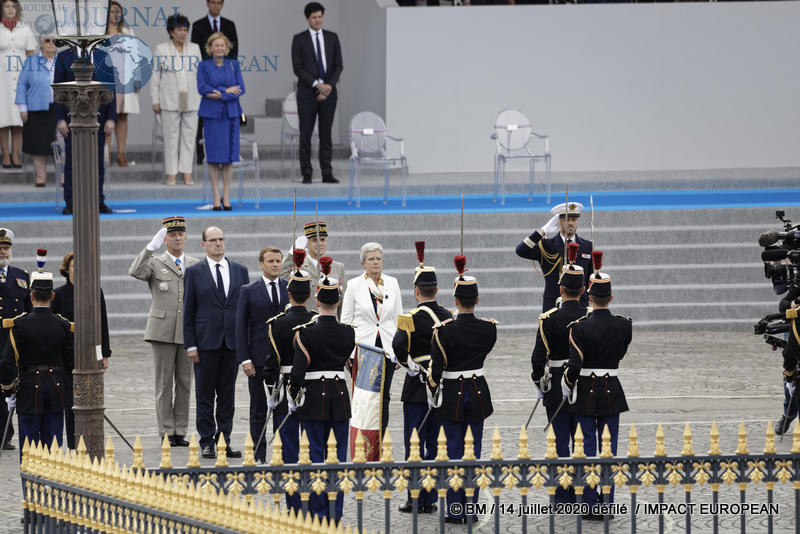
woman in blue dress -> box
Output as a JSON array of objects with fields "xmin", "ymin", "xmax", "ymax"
[{"xmin": 197, "ymin": 32, "xmax": 244, "ymax": 210}]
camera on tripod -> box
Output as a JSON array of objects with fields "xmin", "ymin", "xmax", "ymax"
[{"xmin": 759, "ymin": 209, "xmax": 800, "ymax": 289}]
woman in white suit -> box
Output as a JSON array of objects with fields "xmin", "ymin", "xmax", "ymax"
[
  {"xmin": 150, "ymin": 13, "xmax": 201, "ymax": 185},
  {"xmin": 341, "ymin": 242, "xmax": 403, "ymax": 434}
]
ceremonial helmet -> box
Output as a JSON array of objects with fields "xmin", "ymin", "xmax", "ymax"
[
  {"xmin": 452, "ymin": 255, "xmax": 478, "ymax": 299},
  {"xmin": 316, "ymin": 256, "xmax": 341, "ymax": 304},
  {"xmin": 587, "ymin": 250, "xmax": 611, "ymax": 297},
  {"xmin": 413, "ymin": 241, "xmax": 437, "ymax": 287}
]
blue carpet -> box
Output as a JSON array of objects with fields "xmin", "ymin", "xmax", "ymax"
[{"xmin": 2, "ymin": 188, "xmax": 799, "ymax": 221}]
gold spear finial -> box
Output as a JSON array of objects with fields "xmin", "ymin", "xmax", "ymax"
[
  {"xmin": 709, "ymin": 422, "xmax": 721, "ymax": 455},
  {"xmin": 600, "ymin": 425, "xmax": 613, "ymax": 458},
  {"xmin": 407, "ymin": 428, "xmax": 421, "ymax": 462},
  {"xmin": 270, "ymin": 430, "xmax": 284, "ymax": 466},
  {"xmin": 187, "ymin": 434, "xmax": 201, "ymax": 467},
  {"xmin": 299, "ymin": 430, "xmax": 311, "ymax": 464},
  {"xmin": 681, "ymin": 423, "xmax": 694, "ymax": 456},
  {"xmin": 491, "ymin": 426, "xmax": 503, "ymax": 460},
  {"xmin": 764, "ymin": 421, "xmax": 777, "ymax": 455},
  {"xmin": 325, "ymin": 429, "xmax": 339, "ymax": 464},
  {"xmin": 462, "ymin": 426, "xmax": 476, "ymax": 460},
  {"xmin": 654, "ymin": 424, "xmax": 666, "ymax": 457},
  {"xmin": 243, "ymin": 433, "xmax": 256, "ymax": 466},
  {"xmin": 572, "ymin": 423, "xmax": 586, "ymax": 459},
  {"xmin": 215, "ymin": 434, "xmax": 229, "ymax": 467},
  {"xmin": 792, "ymin": 421, "xmax": 800, "ymax": 454},
  {"xmin": 132, "ymin": 435, "xmax": 145, "ymax": 469},
  {"xmin": 436, "ymin": 426, "xmax": 449, "ymax": 461},
  {"xmin": 104, "ymin": 435, "xmax": 115, "ymax": 463},
  {"xmin": 736, "ymin": 421, "xmax": 749, "ymax": 455},
  {"xmin": 628, "ymin": 424, "xmax": 639, "ymax": 457},
  {"xmin": 380, "ymin": 430, "xmax": 394, "ymax": 463},
  {"xmin": 159, "ymin": 433, "xmax": 173, "ymax": 469},
  {"xmin": 544, "ymin": 424, "xmax": 557, "ymax": 459}
]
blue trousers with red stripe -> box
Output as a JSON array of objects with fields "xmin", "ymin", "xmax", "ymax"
[{"xmin": 301, "ymin": 419, "xmax": 348, "ymax": 521}]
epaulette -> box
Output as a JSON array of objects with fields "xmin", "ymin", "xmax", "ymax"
[
  {"xmin": 397, "ymin": 312, "xmax": 414, "ymax": 334},
  {"xmin": 2, "ymin": 312, "xmax": 27, "ymax": 328},
  {"xmin": 292, "ymin": 316, "xmax": 319, "ymax": 331},
  {"xmin": 55, "ymin": 313, "xmax": 75, "ymax": 332},
  {"xmin": 481, "ymin": 317, "xmax": 499, "ymax": 325},
  {"xmin": 538, "ymin": 307, "xmax": 558, "ymax": 321},
  {"xmin": 786, "ymin": 309, "xmax": 798, "ymax": 320},
  {"xmin": 266, "ymin": 311, "xmax": 286, "ymax": 324},
  {"xmin": 432, "ymin": 318, "xmax": 453, "ymax": 329},
  {"xmin": 617, "ymin": 315, "xmax": 633, "ymax": 323},
  {"xmin": 566, "ymin": 315, "xmax": 588, "ymax": 329}
]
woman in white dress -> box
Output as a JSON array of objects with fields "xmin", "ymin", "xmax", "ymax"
[
  {"xmin": 0, "ymin": 0, "xmax": 36, "ymax": 168},
  {"xmin": 105, "ymin": 1, "xmax": 139, "ymax": 167}
]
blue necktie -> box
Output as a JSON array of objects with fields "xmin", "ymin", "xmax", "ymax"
[
  {"xmin": 215, "ymin": 263, "xmax": 226, "ymax": 301},
  {"xmin": 315, "ymin": 32, "xmax": 325, "ymax": 80},
  {"xmin": 175, "ymin": 258, "xmax": 182, "ymax": 274}
]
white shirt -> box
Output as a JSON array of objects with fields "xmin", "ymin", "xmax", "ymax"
[
  {"xmin": 262, "ymin": 275, "xmax": 280, "ymax": 305},
  {"xmin": 166, "ymin": 251, "xmax": 185, "ymax": 270},
  {"xmin": 208, "ymin": 14, "xmax": 221, "ymax": 32},
  {"xmin": 207, "ymin": 257, "xmax": 229, "ymax": 296},
  {"xmin": 307, "ymin": 28, "xmax": 326, "ymax": 85}
]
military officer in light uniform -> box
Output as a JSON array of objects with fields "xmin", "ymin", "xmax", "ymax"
[
  {"xmin": 129, "ymin": 216, "xmax": 199, "ymax": 447},
  {"xmin": 0, "ymin": 228, "xmax": 30, "ymax": 450},
  {"xmin": 392, "ymin": 241, "xmax": 450, "ymax": 514},
  {"xmin": 280, "ymin": 221, "xmax": 346, "ymax": 312},
  {"xmin": 530, "ymin": 243, "xmax": 587, "ymax": 504},
  {"xmin": 515, "ymin": 202, "xmax": 593, "ymax": 311},
  {"xmin": 288, "ymin": 256, "xmax": 354, "ymax": 522},
  {"xmin": 428, "ymin": 255, "xmax": 497, "ymax": 525},
  {"xmin": 562, "ymin": 251, "xmax": 632, "ymax": 520},
  {"xmin": 0, "ymin": 271, "xmax": 73, "ymax": 459}
]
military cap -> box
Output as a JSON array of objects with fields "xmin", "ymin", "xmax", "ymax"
[
  {"xmin": 30, "ymin": 271, "xmax": 54, "ymax": 291},
  {"xmin": 162, "ymin": 216, "xmax": 186, "ymax": 232},
  {"xmin": 413, "ymin": 241, "xmax": 437, "ymax": 287},
  {"xmin": 452, "ymin": 255, "xmax": 478, "ymax": 299},
  {"xmin": 551, "ymin": 202, "xmax": 583, "ymax": 217},
  {"xmin": 0, "ymin": 228, "xmax": 14, "ymax": 246},
  {"xmin": 304, "ymin": 221, "xmax": 328, "ymax": 238},
  {"xmin": 316, "ymin": 256, "xmax": 340, "ymax": 304},
  {"xmin": 559, "ymin": 242, "xmax": 585, "ymax": 290},
  {"xmin": 287, "ymin": 248, "xmax": 311, "ymax": 294},
  {"xmin": 587, "ymin": 250, "xmax": 611, "ymax": 297}
]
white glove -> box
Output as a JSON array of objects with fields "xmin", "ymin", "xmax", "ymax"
[
  {"xmin": 293, "ymin": 235, "xmax": 308, "ymax": 251},
  {"xmin": 266, "ymin": 396, "xmax": 278, "ymax": 411},
  {"xmin": 533, "ymin": 384, "xmax": 544, "ymax": 401},
  {"xmin": 427, "ymin": 394, "xmax": 436, "ymax": 409},
  {"xmin": 146, "ymin": 227, "xmax": 168, "ymax": 251},
  {"xmin": 386, "ymin": 351, "xmax": 397, "ymax": 365},
  {"xmin": 787, "ymin": 380, "xmax": 796, "ymax": 398},
  {"xmin": 406, "ymin": 358, "xmax": 420, "ymax": 377},
  {"xmin": 560, "ymin": 375, "xmax": 571, "ymax": 399},
  {"xmin": 287, "ymin": 397, "xmax": 297, "ymax": 414},
  {"xmin": 540, "ymin": 214, "xmax": 561, "ymax": 238},
  {"xmin": 6, "ymin": 394, "xmax": 16, "ymax": 409}
]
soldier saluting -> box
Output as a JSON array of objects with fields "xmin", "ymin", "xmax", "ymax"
[
  {"xmin": 530, "ymin": 242, "xmax": 587, "ymax": 504},
  {"xmin": 428, "ymin": 255, "xmax": 497, "ymax": 525},
  {"xmin": 561, "ymin": 251, "xmax": 631, "ymax": 520},
  {"xmin": 0, "ymin": 271, "xmax": 73, "ymax": 458},
  {"xmin": 287, "ymin": 256, "xmax": 354, "ymax": 522},
  {"xmin": 392, "ymin": 242, "xmax": 451, "ymax": 515},
  {"xmin": 515, "ymin": 203, "xmax": 593, "ymax": 311}
]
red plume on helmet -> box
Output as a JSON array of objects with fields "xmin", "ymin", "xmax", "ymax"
[
  {"xmin": 415, "ymin": 241, "xmax": 425, "ymax": 266},
  {"xmin": 293, "ymin": 249, "xmax": 306, "ymax": 271},
  {"xmin": 591, "ymin": 250, "xmax": 603, "ymax": 278},
  {"xmin": 319, "ymin": 256, "xmax": 333, "ymax": 277},
  {"xmin": 37, "ymin": 249, "xmax": 47, "ymax": 257},
  {"xmin": 567, "ymin": 242, "xmax": 579, "ymax": 265},
  {"xmin": 453, "ymin": 255, "xmax": 467, "ymax": 280}
]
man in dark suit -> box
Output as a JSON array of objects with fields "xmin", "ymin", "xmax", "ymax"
[
  {"xmin": 183, "ymin": 226, "xmax": 249, "ymax": 459},
  {"xmin": 235, "ymin": 246, "xmax": 288, "ymax": 463},
  {"xmin": 0, "ymin": 228, "xmax": 30, "ymax": 451},
  {"xmin": 291, "ymin": 2, "xmax": 343, "ymax": 184},
  {"xmin": 54, "ymin": 48, "xmax": 117, "ymax": 215},
  {"xmin": 515, "ymin": 202, "xmax": 593, "ymax": 311},
  {"xmin": 191, "ymin": 0, "xmax": 239, "ymax": 164}
]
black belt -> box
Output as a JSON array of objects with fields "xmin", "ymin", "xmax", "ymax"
[{"xmin": 24, "ymin": 365, "xmax": 61, "ymax": 373}]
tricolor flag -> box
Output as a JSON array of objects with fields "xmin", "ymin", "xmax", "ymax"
[{"xmin": 349, "ymin": 343, "xmax": 388, "ymax": 461}]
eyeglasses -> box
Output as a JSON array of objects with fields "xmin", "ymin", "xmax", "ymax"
[
  {"xmin": 42, "ymin": 38, "xmax": 54, "ymax": 43},
  {"xmin": 205, "ymin": 237, "xmax": 224, "ymax": 243}
]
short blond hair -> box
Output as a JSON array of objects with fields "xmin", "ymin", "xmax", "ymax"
[{"xmin": 205, "ymin": 32, "xmax": 233, "ymax": 56}]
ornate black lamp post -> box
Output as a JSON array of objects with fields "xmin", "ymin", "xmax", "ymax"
[{"xmin": 50, "ymin": 0, "xmax": 112, "ymax": 458}]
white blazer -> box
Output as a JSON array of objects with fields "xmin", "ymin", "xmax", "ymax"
[
  {"xmin": 341, "ymin": 273, "xmax": 403, "ymax": 360},
  {"xmin": 150, "ymin": 40, "xmax": 202, "ymax": 112}
]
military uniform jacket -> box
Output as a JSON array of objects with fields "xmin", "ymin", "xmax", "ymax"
[
  {"xmin": 266, "ymin": 306, "xmax": 317, "ymax": 408},
  {"xmin": 0, "ymin": 265, "xmax": 31, "ymax": 350},
  {"xmin": 782, "ymin": 315, "xmax": 800, "ymax": 379},
  {"xmin": 564, "ymin": 309, "xmax": 632, "ymax": 417},
  {"xmin": 392, "ymin": 301, "xmax": 452, "ymax": 404},
  {"xmin": 128, "ymin": 248, "xmax": 200, "ymax": 344},
  {"xmin": 0, "ymin": 308, "xmax": 74, "ymax": 414},
  {"xmin": 515, "ymin": 232, "xmax": 592, "ymax": 311},
  {"xmin": 429, "ymin": 313, "xmax": 497, "ymax": 422},
  {"xmin": 531, "ymin": 300, "xmax": 588, "ymax": 410},
  {"xmin": 289, "ymin": 315, "xmax": 355, "ymax": 422},
  {"xmin": 280, "ymin": 251, "xmax": 346, "ymax": 313}
]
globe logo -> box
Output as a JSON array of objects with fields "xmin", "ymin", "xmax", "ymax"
[
  {"xmin": 34, "ymin": 14, "xmax": 55, "ymax": 36},
  {"xmin": 95, "ymin": 34, "xmax": 153, "ymax": 95}
]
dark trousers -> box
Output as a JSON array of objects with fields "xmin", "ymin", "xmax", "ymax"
[
  {"xmin": 301, "ymin": 419, "xmax": 348, "ymax": 521},
  {"xmin": 403, "ymin": 401, "xmax": 438, "ymax": 506},
  {"xmin": 784, "ymin": 377, "xmax": 798, "ymax": 419},
  {"xmin": 274, "ymin": 405, "xmax": 301, "ymax": 511},
  {"xmin": 297, "ymin": 92, "xmax": 336, "ymax": 179},
  {"xmin": 17, "ymin": 382, "xmax": 63, "ymax": 462},
  {"xmin": 248, "ymin": 366, "xmax": 268, "ymax": 462},
  {"xmin": 573, "ymin": 414, "xmax": 619, "ymax": 510},
  {"xmin": 546, "ymin": 405, "xmax": 576, "ymax": 504},
  {"xmin": 440, "ymin": 396, "xmax": 484, "ymax": 520},
  {"xmin": 194, "ymin": 345, "xmax": 237, "ymax": 449},
  {"xmin": 63, "ymin": 128, "xmax": 106, "ymax": 205},
  {"xmin": 0, "ymin": 394, "xmax": 13, "ymax": 443}
]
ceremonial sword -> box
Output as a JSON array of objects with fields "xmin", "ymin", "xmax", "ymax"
[
  {"xmin": 104, "ymin": 413, "xmax": 134, "ymax": 451},
  {"xmin": 524, "ymin": 399, "xmax": 540, "ymax": 429},
  {"xmin": 544, "ymin": 396, "xmax": 567, "ymax": 433},
  {"xmin": 0, "ymin": 405, "xmax": 14, "ymax": 458},
  {"xmin": 255, "ymin": 375, "xmax": 284, "ymax": 453},
  {"xmin": 590, "ymin": 195, "xmax": 595, "ymax": 245}
]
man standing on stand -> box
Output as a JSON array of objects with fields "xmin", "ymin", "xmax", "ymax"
[
  {"xmin": 129, "ymin": 216, "xmax": 198, "ymax": 447},
  {"xmin": 291, "ymin": 2, "xmax": 343, "ymax": 184},
  {"xmin": 183, "ymin": 226, "xmax": 249, "ymax": 459}
]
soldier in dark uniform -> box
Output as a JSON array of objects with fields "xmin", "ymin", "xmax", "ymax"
[
  {"xmin": 530, "ymin": 242, "xmax": 587, "ymax": 504},
  {"xmin": 393, "ymin": 242, "xmax": 451, "ymax": 514},
  {"xmin": 287, "ymin": 256, "xmax": 354, "ymax": 522},
  {"xmin": 0, "ymin": 228, "xmax": 31, "ymax": 450},
  {"xmin": 428, "ymin": 255, "xmax": 497, "ymax": 525},
  {"xmin": 561, "ymin": 251, "xmax": 632, "ymax": 519},
  {"xmin": 0, "ymin": 272, "xmax": 73, "ymax": 459},
  {"xmin": 781, "ymin": 302, "xmax": 800, "ymax": 421},
  {"xmin": 515, "ymin": 203, "xmax": 593, "ymax": 311},
  {"xmin": 264, "ymin": 249, "xmax": 316, "ymax": 511}
]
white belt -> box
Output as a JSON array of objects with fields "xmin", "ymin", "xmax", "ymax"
[
  {"xmin": 548, "ymin": 359, "xmax": 568, "ymax": 367},
  {"xmin": 412, "ymin": 355, "xmax": 431, "ymax": 363},
  {"xmin": 580, "ymin": 368, "xmax": 618, "ymax": 377},
  {"xmin": 280, "ymin": 365, "xmax": 292, "ymax": 374},
  {"xmin": 304, "ymin": 371, "xmax": 346, "ymax": 381},
  {"xmin": 442, "ymin": 368, "xmax": 484, "ymax": 380}
]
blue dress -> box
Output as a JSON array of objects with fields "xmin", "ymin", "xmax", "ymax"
[{"xmin": 197, "ymin": 58, "xmax": 245, "ymax": 164}]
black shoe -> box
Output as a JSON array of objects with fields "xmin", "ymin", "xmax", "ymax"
[
  {"xmin": 301, "ymin": 177, "xmax": 312, "ymax": 184},
  {"xmin": 3, "ymin": 440, "xmax": 15, "ymax": 451},
  {"xmin": 223, "ymin": 204, "xmax": 232, "ymax": 211},
  {"xmin": 62, "ymin": 204, "xmax": 72, "ymax": 215},
  {"xmin": 422, "ymin": 503, "xmax": 438, "ymax": 514},
  {"xmin": 322, "ymin": 175, "xmax": 339, "ymax": 184},
  {"xmin": 201, "ymin": 445, "xmax": 215, "ymax": 458},
  {"xmin": 170, "ymin": 435, "xmax": 190, "ymax": 447},
  {"xmin": 99, "ymin": 203, "xmax": 113, "ymax": 214},
  {"xmin": 582, "ymin": 513, "xmax": 605, "ymax": 521},
  {"xmin": 444, "ymin": 517, "xmax": 466, "ymax": 524},
  {"xmin": 398, "ymin": 501, "xmax": 414, "ymax": 513},
  {"xmin": 212, "ymin": 206, "xmax": 222, "ymax": 211},
  {"xmin": 226, "ymin": 447, "xmax": 242, "ymax": 458},
  {"xmin": 776, "ymin": 415, "xmax": 795, "ymax": 435}
]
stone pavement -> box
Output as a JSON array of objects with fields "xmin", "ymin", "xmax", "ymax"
[{"xmin": 0, "ymin": 329, "xmax": 797, "ymax": 533}]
